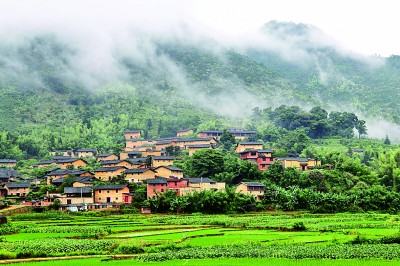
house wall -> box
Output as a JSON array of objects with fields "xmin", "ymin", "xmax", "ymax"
[
  {"xmin": 152, "ymin": 159, "xmax": 174, "ymax": 168},
  {"xmin": 124, "ymin": 132, "xmax": 141, "ymax": 139},
  {"xmin": 125, "ymin": 170, "xmax": 156, "ymax": 183},
  {"xmin": 59, "ymin": 160, "xmax": 87, "ymax": 169},
  {"xmin": 142, "ymin": 151, "xmax": 162, "ymax": 157},
  {"xmin": 0, "ymin": 162, "xmax": 16, "ymax": 167},
  {"xmin": 76, "ymin": 152, "xmax": 96, "ymax": 158},
  {"xmin": 155, "ymin": 142, "xmax": 176, "ymax": 150},
  {"xmin": 72, "ymin": 181, "xmax": 92, "ymax": 187},
  {"xmin": 235, "ymin": 144, "xmax": 263, "ymax": 153},
  {"xmin": 97, "ymin": 154, "xmax": 118, "ymax": 162},
  {"xmin": 147, "ymin": 183, "xmax": 167, "ymax": 198},
  {"xmin": 94, "ymin": 187, "xmax": 130, "ymax": 204},
  {"xmin": 167, "ymin": 179, "xmax": 188, "ymax": 196},
  {"xmin": 189, "ymin": 147, "xmax": 211, "ymax": 156},
  {"xmin": 6, "ymin": 187, "xmax": 30, "ymax": 197},
  {"xmin": 235, "ymin": 184, "xmax": 264, "ymax": 200},
  {"xmin": 180, "ymin": 182, "xmax": 225, "ymax": 196},
  {"xmin": 95, "ymin": 168, "xmax": 126, "ymax": 181},
  {"xmin": 177, "ymin": 129, "xmax": 193, "ymax": 136},
  {"xmin": 155, "ymin": 167, "xmax": 183, "ymax": 178},
  {"xmin": 60, "ymin": 196, "xmax": 94, "ymax": 205}
]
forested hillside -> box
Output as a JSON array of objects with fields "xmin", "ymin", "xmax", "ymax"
[{"xmin": 0, "ymin": 21, "xmax": 400, "ymax": 158}]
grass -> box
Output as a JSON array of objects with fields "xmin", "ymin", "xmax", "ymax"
[
  {"xmin": 2, "ymin": 211, "xmax": 400, "ymax": 262},
  {"xmin": 5, "ymin": 258, "xmax": 400, "ymax": 266}
]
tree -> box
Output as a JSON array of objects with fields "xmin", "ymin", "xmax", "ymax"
[
  {"xmin": 384, "ymin": 135, "xmax": 391, "ymax": 145},
  {"xmin": 355, "ymin": 120, "xmax": 367, "ymax": 139},
  {"xmin": 184, "ymin": 149, "xmax": 224, "ymax": 177},
  {"xmin": 219, "ymin": 129, "xmax": 236, "ymax": 151}
]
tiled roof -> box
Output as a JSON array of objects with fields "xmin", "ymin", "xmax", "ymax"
[
  {"xmin": 241, "ymin": 182, "xmax": 265, "ymax": 187},
  {"xmin": 0, "ymin": 168, "xmax": 20, "ymax": 178},
  {"xmin": 187, "ymin": 178, "xmax": 216, "ymax": 183},
  {"xmin": 0, "ymin": 159, "xmax": 17, "ymax": 163},
  {"xmin": 152, "ymin": 156, "xmax": 175, "ymax": 160},
  {"xmin": 93, "ymin": 184, "xmax": 128, "ymax": 190},
  {"xmin": 94, "ymin": 166, "xmax": 126, "ymax": 172},
  {"xmin": 125, "ymin": 168, "xmax": 154, "ymax": 174},
  {"xmin": 100, "ymin": 160, "xmax": 122, "ymax": 165},
  {"xmin": 163, "ymin": 166, "xmax": 183, "ymax": 171},
  {"xmin": 277, "ymin": 158, "xmax": 309, "ymax": 162},
  {"xmin": 188, "ymin": 144, "xmax": 212, "ymax": 148},
  {"xmin": 51, "ymin": 156, "xmax": 73, "ymax": 161},
  {"xmin": 97, "ymin": 153, "xmax": 113, "ymax": 157},
  {"xmin": 238, "ymin": 142, "xmax": 263, "ymax": 145},
  {"xmin": 146, "ymin": 178, "xmax": 167, "ymax": 184},
  {"xmin": 4, "ymin": 182, "xmax": 31, "ymax": 188},
  {"xmin": 64, "ymin": 187, "xmax": 92, "ymax": 194},
  {"xmin": 76, "ymin": 149, "xmax": 97, "ymax": 152}
]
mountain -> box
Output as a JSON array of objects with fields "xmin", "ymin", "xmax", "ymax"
[{"xmin": 0, "ymin": 21, "xmax": 400, "ymax": 157}]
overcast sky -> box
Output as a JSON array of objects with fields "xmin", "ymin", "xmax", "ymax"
[{"xmin": 0, "ymin": 0, "xmax": 398, "ymax": 56}]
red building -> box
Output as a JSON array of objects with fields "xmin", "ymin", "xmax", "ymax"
[
  {"xmin": 239, "ymin": 150, "xmax": 275, "ymax": 170},
  {"xmin": 146, "ymin": 177, "xmax": 189, "ymax": 198},
  {"xmin": 167, "ymin": 177, "xmax": 189, "ymax": 195}
]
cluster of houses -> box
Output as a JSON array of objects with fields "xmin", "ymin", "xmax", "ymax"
[{"xmin": 0, "ymin": 128, "xmax": 321, "ymax": 211}]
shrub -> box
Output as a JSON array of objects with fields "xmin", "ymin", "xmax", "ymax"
[{"xmin": 292, "ymin": 221, "xmax": 306, "ymax": 231}]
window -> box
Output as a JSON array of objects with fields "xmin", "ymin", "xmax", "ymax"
[
  {"xmin": 107, "ymin": 190, "xmax": 110, "ymax": 193},
  {"xmin": 161, "ymin": 189, "xmax": 164, "ymax": 192},
  {"xmin": 116, "ymin": 197, "xmax": 118, "ymax": 200},
  {"xmin": 116, "ymin": 189, "xmax": 119, "ymax": 194},
  {"xmin": 174, "ymin": 182, "xmax": 177, "ymax": 186},
  {"xmin": 99, "ymin": 197, "xmax": 101, "ymax": 200},
  {"xmin": 99, "ymin": 190, "xmax": 101, "ymax": 193}
]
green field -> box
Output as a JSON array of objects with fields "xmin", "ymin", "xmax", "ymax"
[
  {"xmin": 1, "ymin": 211, "xmax": 400, "ymax": 264},
  {"xmin": 5, "ymin": 258, "xmax": 400, "ymax": 266}
]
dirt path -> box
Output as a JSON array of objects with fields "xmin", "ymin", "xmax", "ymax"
[{"xmin": 0, "ymin": 254, "xmax": 138, "ymax": 264}]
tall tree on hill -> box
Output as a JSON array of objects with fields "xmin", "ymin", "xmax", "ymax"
[
  {"xmin": 219, "ymin": 129, "xmax": 236, "ymax": 151},
  {"xmin": 355, "ymin": 120, "xmax": 367, "ymax": 139},
  {"xmin": 184, "ymin": 149, "xmax": 224, "ymax": 178}
]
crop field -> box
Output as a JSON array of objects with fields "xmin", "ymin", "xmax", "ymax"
[{"xmin": 1, "ymin": 211, "xmax": 400, "ymax": 265}]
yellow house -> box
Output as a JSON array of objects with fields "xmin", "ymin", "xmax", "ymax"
[
  {"xmin": 120, "ymin": 151, "xmax": 142, "ymax": 160},
  {"xmin": 93, "ymin": 184, "xmax": 130, "ymax": 204},
  {"xmin": 49, "ymin": 150, "xmax": 74, "ymax": 157},
  {"xmin": 72, "ymin": 177, "xmax": 94, "ymax": 187},
  {"xmin": 235, "ymin": 182, "xmax": 265, "ymax": 201},
  {"xmin": 61, "ymin": 187, "xmax": 94, "ymax": 205},
  {"xmin": 35, "ymin": 160, "xmax": 58, "ymax": 168},
  {"xmin": 152, "ymin": 156, "xmax": 175, "ymax": 168},
  {"xmin": 94, "ymin": 166, "xmax": 127, "ymax": 181},
  {"xmin": 155, "ymin": 141, "xmax": 177, "ymax": 151},
  {"xmin": 75, "ymin": 149, "xmax": 98, "ymax": 158},
  {"xmin": 176, "ymin": 138, "xmax": 217, "ymax": 150},
  {"xmin": 235, "ymin": 142, "xmax": 264, "ymax": 153},
  {"xmin": 154, "ymin": 166, "xmax": 184, "ymax": 178},
  {"xmin": 188, "ymin": 144, "xmax": 212, "ymax": 156},
  {"xmin": 124, "ymin": 168, "xmax": 157, "ymax": 183},
  {"xmin": 142, "ymin": 150, "xmax": 164, "ymax": 157},
  {"xmin": 100, "ymin": 159, "xmax": 138, "ymax": 169},
  {"xmin": 0, "ymin": 159, "xmax": 17, "ymax": 168},
  {"xmin": 177, "ymin": 129, "xmax": 193, "ymax": 137},
  {"xmin": 124, "ymin": 130, "xmax": 141, "ymax": 140},
  {"xmin": 180, "ymin": 178, "xmax": 225, "ymax": 196},
  {"xmin": 277, "ymin": 158, "xmax": 321, "ymax": 171},
  {"xmin": 97, "ymin": 153, "xmax": 119, "ymax": 162},
  {"xmin": 46, "ymin": 169, "xmax": 92, "ymax": 185},
  {"xmin": 4, "ymin": 182, "xmax": 31, "ymax": 197},
  {"xmin": 58, "ymin": 158, "xmax": 87, "ymax": 169}
]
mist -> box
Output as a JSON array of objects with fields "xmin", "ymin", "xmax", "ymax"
[{"xmin": 0, "ymin": 0, "xmax": 398, "ymax": 137}]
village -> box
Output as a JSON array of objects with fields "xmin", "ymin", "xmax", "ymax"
[{"xmin": 0, "ymin": 128, "xmax": 320, "ymax": 212}]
